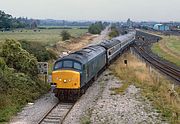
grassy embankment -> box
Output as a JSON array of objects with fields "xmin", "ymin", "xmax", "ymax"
[
  {"xmin": 109, "ymin": 52, "xmax": 180, "ymax": 124},
  {"xmin": 0, "ymin": 28, "xmax": 88, "ymax": 122},
  {"xmin": 152, "ymin": 35, "xmax": 180, "ymax": 66}
]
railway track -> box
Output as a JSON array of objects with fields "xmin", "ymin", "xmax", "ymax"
[
  {"xmin": 38, "ymin": 102, "xmax": 75, "ymax": 124},
  {"xmin": 133, "ymin": 45, "xmax": 180, "ymax": 83}
]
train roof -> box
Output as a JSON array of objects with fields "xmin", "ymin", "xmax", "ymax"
[
  {"xmin": 57, "ymin": 45, "xmax": 106, "ymax": 64},
  {"xmin": 98, "ymin": 39, "xmax": 120, "ymax": 49},
  {"xmin": 113, "ymin": 31, "xmax": 135, "ymax": 41},
  {"xmin": 99, "ymin": 31, "xmax": 136, "ymax": 49}
]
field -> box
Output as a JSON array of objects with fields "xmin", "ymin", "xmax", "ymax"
[
  {"xmin": 109, "ymin": 51, "xmax": 180, "ymax": 124},
  {"xmin": 0, "ymin": 28, "xmax": 88, "ymax": 46},
  {"xmin": 152, "ymin": 36, "xmax": 180, "ymax": 66}
]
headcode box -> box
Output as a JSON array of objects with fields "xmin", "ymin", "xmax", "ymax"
[{"xmin": 37, "ymin": 62, "xmax": 48, "ymax": 75}]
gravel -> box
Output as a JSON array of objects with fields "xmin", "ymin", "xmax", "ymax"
[
  {"xmin": 63, "ymin": 69, "xmax": 168, "ymax": 124},
  {"xmin": 10, "ymin": 93, "xmax": 58, "ymax": 124}
]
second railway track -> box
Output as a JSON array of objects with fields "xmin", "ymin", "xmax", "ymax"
[
  {"xmin": 38, "ymin": 102, "xmax": 75, "ymax": 124},
  {"xmin": 133, "ymin": 45, "xmax": 180, "ymax": 83}
]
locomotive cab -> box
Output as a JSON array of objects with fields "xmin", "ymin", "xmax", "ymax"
[{"xmin": 52, "ymin": 60, "xmax": 82, "ymax": 89}]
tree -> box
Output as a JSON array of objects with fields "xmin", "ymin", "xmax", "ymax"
[{"xmin": 61, "ymin": 30, "xmax": 71, "ymax": 41}]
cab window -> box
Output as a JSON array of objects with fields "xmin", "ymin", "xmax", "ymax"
[
  {"xmin": 63, "ymin": 60, "xmax": 73, "ymax": 68},
  {"xmin": 74, "ymin": 62, "xmax": 82, "ymax": 70},
  {"xmin": 54, "ymin": 61, "xmax": 62, "ymax": 70}
]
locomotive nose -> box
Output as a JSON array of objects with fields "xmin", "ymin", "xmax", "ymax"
[{"xmin": 52, "ymin": 70, "xmax": 80, "ymax": 89}]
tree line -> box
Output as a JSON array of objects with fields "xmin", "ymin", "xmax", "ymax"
[{"xmin": 0, "ymin": 10, "xmax": 39, "ymax": 31}]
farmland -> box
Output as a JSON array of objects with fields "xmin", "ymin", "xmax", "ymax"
[{"xmin": 0, "ymin": 28, "xmax": 88, "ymax": 46}]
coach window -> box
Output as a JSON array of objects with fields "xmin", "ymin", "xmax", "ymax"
[
  {"xmin": 63, "ymin": 60, "xmax": 73, "ymax": 68},
  {"xmin": 74, "ymin": 62, "xmax": 82, "ymax": 70}
]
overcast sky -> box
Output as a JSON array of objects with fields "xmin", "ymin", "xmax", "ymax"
[{"xmin": 0, "ymin": 0, "xmax": 179, "ymax": 22}]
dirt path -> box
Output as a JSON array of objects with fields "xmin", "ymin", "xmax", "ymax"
[{"xmin": 54, "ymin": 26, "xmax": 110, "ymax": 56}]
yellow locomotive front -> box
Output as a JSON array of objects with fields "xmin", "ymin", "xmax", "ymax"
[
  {"xmin": 52, "ymin": 70, "xmax": 80, "ymax": 89},
  {"xmin": 51, "ymin": 59, "xmax": 83, "ymax": 100}
]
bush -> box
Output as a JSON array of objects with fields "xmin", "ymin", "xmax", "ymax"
[
  {"xmin": 20, "ymin": 40, "xmax": 57, "ymax": 62},
  {"xmin": 109, "ymin": 29, "xmax": 119, "ymax": 38},
  {"xmin": 1, "ymin": 39, "xmax": 38, "ymax": 76},
  {"xmin": 109, "ymin": 25, "xmax": 119, "ymax": 38},
  {"xmin": 88, "ymin": 21, "xmax": 105, "ymax": 34},
  {"xmin": 61, "ymin": 30, "xmax": 71, "ymax": 41}
]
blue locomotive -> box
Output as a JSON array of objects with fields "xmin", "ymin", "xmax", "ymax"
[{"xmin": 52, "ymin": 31, "xmax": 136, "ymax": 100}]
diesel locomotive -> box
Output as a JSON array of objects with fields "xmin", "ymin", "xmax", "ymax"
[{"xmin": 52, "ymin": 31, "xmax": 136, "ymax": 100}]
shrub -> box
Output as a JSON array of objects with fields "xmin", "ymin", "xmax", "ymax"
[
  {"xmin": 109, "ymin": 25, "xmax": 119, "ymax": 38},
  {"xmin": 61, "ymin": 30, "xmax": 71, "ymax": 41},
  {"xmin": 109, "ymin": 29, "xmax": 119, "ymax": 38}
]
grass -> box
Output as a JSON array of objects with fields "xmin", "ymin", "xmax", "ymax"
[
  {"xmin": 109, "ymin": 51, "xmax": 180, "ymax": 124},
  {"xmin": 151, "ymin": 35, "xmax": 180, "ymax": 66},
  {"xmin": 0, "ymin": 28, "xmax": 88, "ymax": 46}
]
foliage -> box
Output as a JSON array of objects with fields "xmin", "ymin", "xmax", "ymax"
[
  {"xmin": 20, "ymin": 40, "xmax": 57, "ymax": 62},
  {"xmin": 1, "ymin": 39, "xmax": 38, "ymax": 76},
  {"xmin": 61, "ymin": 30, "xmax": 71, "ymax": 41},
  {"xmin": 88, "ymin": 21, "xmax": 105, "ymax": 34},
  {"xmin": 0, "ymin": 60, "xmax": 49, "ymax": 122},
  {"xmin": 109, "ymin": 24, "xmax": 120, "ymax": 38}
]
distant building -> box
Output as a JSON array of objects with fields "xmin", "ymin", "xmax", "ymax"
[{"xmin": 153, "ymin": 24, "xmax": 170, "ymax": 31}]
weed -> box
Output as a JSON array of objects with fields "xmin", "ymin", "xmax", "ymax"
[{"xmin": 109, "ymin": 51, "xmax": 180, "ymax": 124}]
